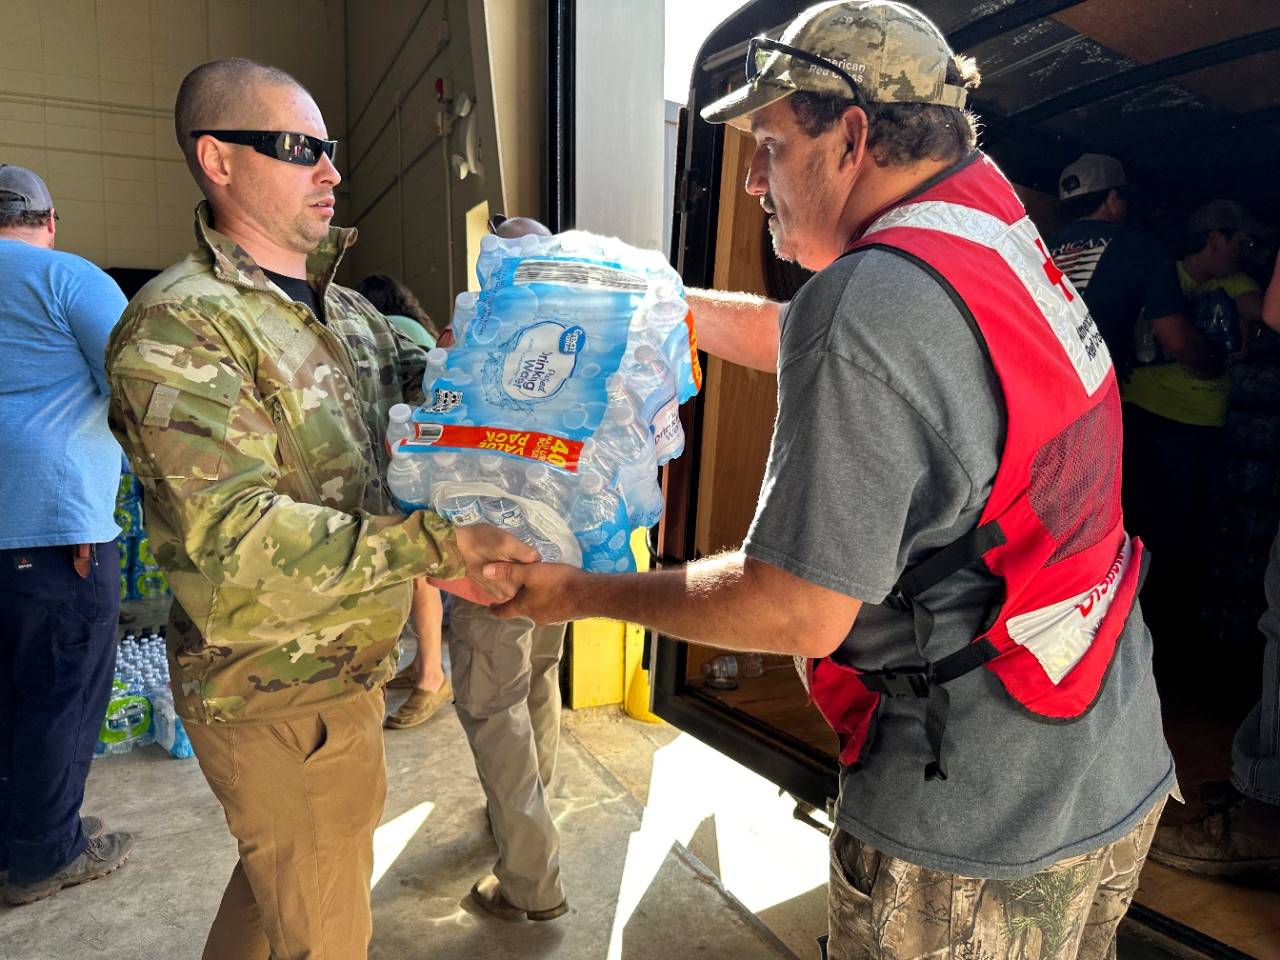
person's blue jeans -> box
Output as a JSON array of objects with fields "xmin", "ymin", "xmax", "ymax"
[
  {"xmin": 1232, "ymin": 529, "xmax": 1280, "ymax": 805},
  {"xmin": 0, "ymin": 542, "xmax": 119, "ymax": 880}
]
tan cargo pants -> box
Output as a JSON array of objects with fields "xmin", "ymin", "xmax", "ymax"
[
  {"xmin": 827, "ymin": 798, "xmax": 1166, "ymax": 960},
  {"xmin": 448, "ymin": 598, "xmax": 568, "ymax": 912},
  {"xmin": 185, "ymin": 689, "xmax": 387, "ymax": 960}
]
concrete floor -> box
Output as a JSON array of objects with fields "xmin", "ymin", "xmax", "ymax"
[
  {"xmin": 0, "ymin": 685, "xmax": 818, "ymax": 960},
  {"xmin": 0, "ymin": 614, "xmax": 1180, "ymax": 960}
]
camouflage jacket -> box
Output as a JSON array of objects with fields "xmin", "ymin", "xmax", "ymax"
[{"xmin": 106, "ymin": 202, "xmax": 463, "ymax": 725}]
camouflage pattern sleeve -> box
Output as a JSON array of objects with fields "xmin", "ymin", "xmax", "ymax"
[
  {"xmin": 391, "ymin": 314, "xmax": 429, "ymax": 407},
  {"xmin": 106, "ymin": 302, "xmax": 465, "ymax": 596}
]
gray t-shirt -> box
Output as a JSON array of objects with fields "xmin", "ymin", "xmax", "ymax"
[{"xmin": 743, "ymin": 247, "xmax": 1174, "ymax": 879}]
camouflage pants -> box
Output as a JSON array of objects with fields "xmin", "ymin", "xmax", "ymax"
[{"xmin": 827, "ymin": 799, "xmax": 1166, "ymax": 960}]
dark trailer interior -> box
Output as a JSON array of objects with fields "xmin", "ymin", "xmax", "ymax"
[{"xmin": 652, "ymin": 2, "xmax": 1280, "ymax": 957}]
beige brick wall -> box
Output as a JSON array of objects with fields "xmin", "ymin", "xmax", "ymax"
[
  {"xmin": 342, "ymin": 0, "xmax": 489, "ymax": 330},
  {"xmin": 0, "ymin": 0, "xmax": 346, "ymax": 271}
]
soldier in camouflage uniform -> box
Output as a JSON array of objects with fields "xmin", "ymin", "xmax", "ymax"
[{"xmin": 106, "ymin": 59, "xmax": 533, "ymax": 960}]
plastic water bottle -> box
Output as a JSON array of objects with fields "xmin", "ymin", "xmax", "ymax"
[
  {"xmin": 643, "ymin": 283, "xmax": 690, "ymax": 342},
  {"xmin": 478, "ymin": 453, "xmax": 525, "ymax": 495},
  {"xmin": 96, "ymin": 678, "xmax": 154, "ymax": 755},
  {"xmin": 476, "ymin": 234, "xmax": 504, "ymax": 287},
  {"xmin": 435, "ymin": 492, "xmax": 484, "ymax": 526},
  {"xmin": 597, "ymin": 404, "xmax": 664, "ymax": 525},
  {"xmin": 702, "ymin": 653, "xmax": 765, "ymax": 689},
  {"xmin": 422, "ymin": 450, "xmax": 462, "ymax": 501},
  {"xmin": 423, "ymin": 347, "xmax": 449, "ymax": 392},
  {"xmin": 522, "ymin": 462, "xmax": 570, "ymax": 511},
  {"xmin": 568, "ymin": 473, "xmax": 628, "ymax": 549},
  {"xmin": 1134, "ymin": 315, "xmax": 1157, "ymax": 365},
  {"xmin": 479, "ymin": 496, "xmax": 537, "ymax": 546},
  {"xmin": 149, "ymin": 687, "xmax": 194, "ymax": 759},
  {"xmin": 621, "ymin": 343, "xmax": 683, "ymax": 462},
  {"xmin": 451, "ymin": 292, "xmax": 479, "ymax": 343},
  {"xmin": 387, "ymin": 403, "xmax": 414, "ymax": 458},
  {"xmin": 387, "ymin": 457, "xmax": 429, "ymax": 508}
]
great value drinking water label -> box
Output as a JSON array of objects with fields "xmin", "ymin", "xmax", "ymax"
[
  {"xmin": 402, "ymin": 421, "xmax": 584, "ymax": 472},
  {"xmin": 502, "ymin": 322, "xmax": 585, "ymax": 401}
]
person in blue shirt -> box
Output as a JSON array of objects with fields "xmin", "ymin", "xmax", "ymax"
[{"xmin": 0, "ymin": 164, "xmax": 134, "ymax": 904}]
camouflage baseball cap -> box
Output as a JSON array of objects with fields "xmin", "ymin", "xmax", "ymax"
[{"xmin": 701, "ymin": 0, "xmax": 967, "ymax": 131}]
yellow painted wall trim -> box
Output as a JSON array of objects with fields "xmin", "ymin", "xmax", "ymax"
[{"xmin": 567, "ymin": 528, "xmax": 663, "ymax": 722}]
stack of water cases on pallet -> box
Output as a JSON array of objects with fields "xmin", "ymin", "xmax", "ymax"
[
  {"xmin": 386, "ymin": 231, "xmax": 702, "ymax": 573},
  {"xmin": 1205, "ymin": 341, "xmax": 1280, "ymax": 652},
  {"xmin": 113, "ymin": 467, "xmax": 170, "ymax": 601}
]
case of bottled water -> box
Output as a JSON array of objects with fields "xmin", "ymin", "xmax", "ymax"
[
  {"xmin": 96, "ymin": 627, "xmax": 192, "ymax": 758},
  {"xmin": 386, "ymin": 231, "xmax": 702, "ymax": 573}
]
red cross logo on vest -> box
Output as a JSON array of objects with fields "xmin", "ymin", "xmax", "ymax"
[{"xmin": 1035, "ymin": 238, "xmax": 1075, "ymax": 303}]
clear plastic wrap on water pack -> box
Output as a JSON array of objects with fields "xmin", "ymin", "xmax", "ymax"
[{"xmin": 386, "ymin": 231, "xmax": 702, "ymax": 573}]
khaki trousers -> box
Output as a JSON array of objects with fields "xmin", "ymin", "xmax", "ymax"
[
  {"xmin": 185, "ymin": 689, "xmax": 388, "ymax": 960},
  {"xmin": 448, "ymin": 599, "xmax": 567, "ymax": 911},
  {"xmin": 827, "ymin": 797, "xmax": 1167, "ymax": 960}
]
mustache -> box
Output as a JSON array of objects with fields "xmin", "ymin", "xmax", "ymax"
[{"xmin": 761, "ymin": 195, "xmax": 777, "ymax": 216}]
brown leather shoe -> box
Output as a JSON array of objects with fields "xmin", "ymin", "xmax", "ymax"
[
  {"xmin": 4, "ymin": 831, "xmax": 135, "ymax": 905},
  {"xmin": 385, "ymin": 682, "xmax": 453, "ymax": 729},
  {"xmin": 469, "ymin": 874, "xmax": 568, "ymax": 922},
  {"xmin": 1149, "ymin": 781, "xmax": 1280, "ymax": 876}
]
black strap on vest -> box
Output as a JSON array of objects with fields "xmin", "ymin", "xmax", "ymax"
[{"xmin": 856, "ymin": 520, "xmax": 1006, "ymax": 781}]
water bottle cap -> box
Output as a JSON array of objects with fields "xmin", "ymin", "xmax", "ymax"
[
  {"xmin": 633, "ymin": 343, "xmax": 656, "ymax": 363},
  {"xmin": 607, "ymin": 404, "xmax": 635, "ymax": 425},
  {"xmin": 654, "ymin": 282, "xmax": 679, "ymax": 302},
  {"xmin": 580, "ymin": 473, "xmax": 605, "ymax": 495},
  {"xmin": 388, "ymin": 403, "xmax": 412, "ymax": 423},
  {"xmin": 478, "ymin": 453, "xmax": 503, "ymax": 471},
  {"xmin": 526, "ymin": 462, "xmax": 548, "ymax": 481},
  {"xmin": 480, "ymin": 234, "xmax": 501, "ymax": 252},
  {"xmin": 456, "ymin": 291, "xmax": 478, "ymax": 308}
]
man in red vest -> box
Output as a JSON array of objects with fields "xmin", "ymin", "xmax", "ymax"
[{"xmin": 487, "ymin": 3, "xmax": 1175, "ymax": 957}]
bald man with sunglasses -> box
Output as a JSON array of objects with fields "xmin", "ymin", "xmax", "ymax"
[{"xmin": 104, "ymin": 59, "xmax": 534, "ymax": 960}]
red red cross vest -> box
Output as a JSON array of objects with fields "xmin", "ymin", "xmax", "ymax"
[{"xmin": 807, "ymin": 154, "xmax": 1146, "ymax": 780}]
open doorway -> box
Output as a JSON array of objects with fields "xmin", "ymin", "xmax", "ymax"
[{"xmin": 654, "ymin": 2, "xmax": 1280, "ymax": 957}]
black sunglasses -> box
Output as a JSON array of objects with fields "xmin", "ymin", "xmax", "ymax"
[
  {"xmin": 487, "ymin": 213, "xmax": 507, "ymax": 234},
  {"xmin": 746, "ymin": 37, "xmax": 867, "ymax": 107},
  {"xmin": 191, "ymin": 130, "xmax": 338, "ymax": 167}
]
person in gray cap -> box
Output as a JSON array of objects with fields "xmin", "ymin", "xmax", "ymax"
[
  {"xmin": 482, "ymin": 3, "xmax": 1173, "ymax": 959},
  {"xmin": 0, "ymin": 164, "xmax": 134, "ymax": 904}
]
